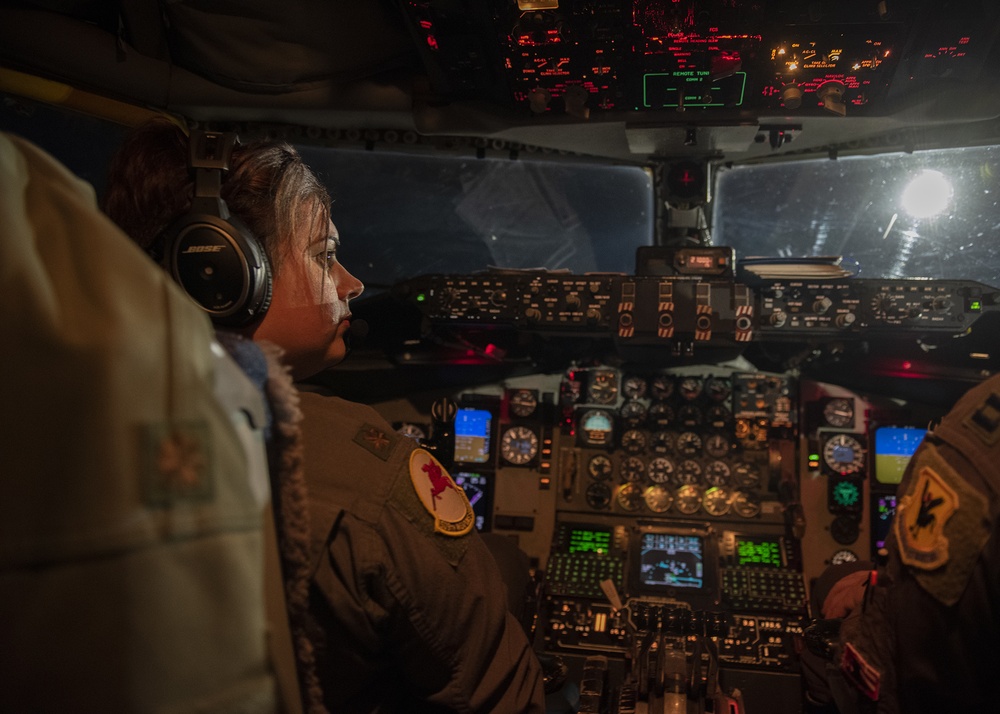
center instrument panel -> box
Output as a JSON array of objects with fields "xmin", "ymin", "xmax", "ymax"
[{"xmin": 372, "ymin": 265, "xmax": 991, "ymax": 713}]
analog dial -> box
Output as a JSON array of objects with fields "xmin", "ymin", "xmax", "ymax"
[
  {"xmin": 733, "ymin": 462, "xmax": 762, "ymax": 489},
  {"xmin": 676, "ymin": 459, "xmax": 703, "ymax": 485},
  {"xmin": 585, "ymin": 482, "xmax": 612, "ymax": 510},
  {"xmin": 706, "ymin": 405, "xmax": 732, "ymax": 429},
  {"xmin": 650, "ymin": 375, "xmax": 675, "ymax": 400},
  {"xmin": 578, "ymin": 409, "xmax": 614, "ymax": 447},
  {"xmin": 677, "ymin": 404, "xmax": 703, "ymax": 427},
  {"xmin": 650, "ymin": 430, "xmax": 674, "ymax": 454},
  {"xmin": 703, "ymin": 486, "xmax": 732, "ymax": 516},
  {"xmin": 619, "ymin": 399, "xmax": 648, "ymax": 427},
  {"xmin": 500, "ymin": 425, "xmax": 539, "ymax": 466},
  {"xmin": 831, "ymin": 549, "xmax": 859, "ymax": 566},
  {"xmin": 622, "ymin": 375, "xmax": 648, "ymax": 400},
  {"xmin": 648, "ymin": 401, "xmax": 675, "ymax": 427},
  {"xmin": 676, "ymin": 431, "xmax": 703, "ymax": 457},
  {"xmin": 679, "ymin": 376, "xmax": 704, "ymax": 401},
  {"xmin": 508, "ymin": 388, "xmax": 538, "ymax": 418},
  {"xmin": 704, "ymin": 460, "xmax": 731, "ymax": 487},
  {"xmin": 621, "ymin": 428, "xmax": 647, "ymax": 454},
  {"xmin": 730, "ymin": 491, "xmax": 762, "ymax": 518},
  {"xmin": 587, "ymin": 370, "xmax": 618, "ymax": 404},
  {"xmin": 704, "ymin": 433, "xmax": 731, "ymax": 458},
  {"xmin": 705, "ymin": 376, "xmax": 732, "ymax": 403},
  {"xmin": 644, "ymin": 485, "xmax": 673, "ymax": 513},
  {"xmin": 588, "ymin": 454, "xmax": 614, "ymax": 481},
  {"xmin": 647, "ymin": 456, "xmax": 675, "ymax": 484},
  {"xmin": 620, "ymin": 456, "xmax": 646, "ymax": 483},
  {"xmin": 396, "ymin": 423, "xmax": 427, "ymax": 443},
  {"xmin": 675, "ymin": 484, "xmax": 703, "ymax": 514},
  {"xmin": 823, "ymin": 433, "xmax": 865, "ymax": 475},
  {"xmin": 823, "ymin": 398, "xmax": 855, "ymax": 428},
  {"xmin": 616, "ymin": 483, "xmax": 644, "ymax": 511}
]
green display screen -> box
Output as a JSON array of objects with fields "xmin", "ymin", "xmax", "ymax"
[
  {"xmin": 735, "ymin": 537, "xmax": 783, "ymax": 568},
  {"xmin": 568, "ymin": 528, "xmax": 611, "ymax": 555}
]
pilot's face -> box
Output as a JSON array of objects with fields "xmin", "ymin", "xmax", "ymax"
[{"xmin": 252, "ymin": 207, "xmax": 364, "ymax": 380}]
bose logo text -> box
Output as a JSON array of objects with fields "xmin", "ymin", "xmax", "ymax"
[{"xmin": 182, "ymin": 245, "xmax": 226, "ymax": 254}]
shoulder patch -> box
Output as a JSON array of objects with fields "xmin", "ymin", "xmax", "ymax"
[
  {"xmin": 142, "ymin": 421, "xmax": 214, "ymax": 506},
  {"xmin": 892, "ymin": 443, "xmax": 990, "ymax": 605},
  {"xmin": 408, "ymin": 449, "xmax": 475, "ymax": 537},
  {"xmin": 352, "ymin": 422, "xmax": 399, "ymax": 461}
]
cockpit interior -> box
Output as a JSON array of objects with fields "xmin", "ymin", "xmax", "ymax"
[{"xmin": 4, "ymin": 1, "xmax": 1000, "ymax": 712}]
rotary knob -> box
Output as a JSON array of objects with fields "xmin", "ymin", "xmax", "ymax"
[
  {"xmin": 835, "ymin": 312, "xmax": 857, "ymax": 328},
  {"xmin": 813, "ymin": 297, "xmax": 833, "ymax": 314},
  {"xmin": 769, "ymin": 309, "xmax": 787, "ymax": 327}
]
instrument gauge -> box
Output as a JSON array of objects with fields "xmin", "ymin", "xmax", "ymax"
[
  {"xmin": 676, "ymin": 459, "xmax": 703, "ymax": 485},
  {"xmin": 677, "ymin": 404, "xmax": 703, "ymax": 427},
  {"xmin": 732, "ymin": 462, "xmax": 762, "ymax": 489},
  {"xmin": 706, "ymin": 405, "xmax": 732, "ymax": 429},
  {"xmin": 730, "ymin": 491, "xmax": 762, "ymax": 518},
  {"xmin": 676, "ymin": 431, "xmax": 703, "ymax": 457},
  {"xmin": 619, "ymin": 399, "xmax": 648, "ymax": 427},
  {"xmin": 703, "ymin": 487, "xmax": 732, "ymax": 516},
  {"xmin": 705, "ymin": 377, "xmax": 732, "ymax": 403},
  {"xmin": 622, "ymin": 375, "xmax": 648, "ymax": 400},
  {"xmin": 831, "ymin": 549, "xmax": 859, "ymax": 566},
  {"xmin": 650, "ymin": 430, "xmax": 674, "ymax": 454},
  {"xmin": 704, "ymin": 460, "xmax": 731, "ymax": 487},
  {"xmin": 823, "ymin": 398, "xmax": 855, "ymax": 428},
  {"xmin": 500, "ymin": 425, "xmax": 539, "ymax": 466},
  {"xmin": 620, "ymin": 428, "xmax": 647, "ymax": 454},
  {"xmin": 704, "ymin": 433, "xmax": 731, "ymax": 459},
  {"xmin": 620, "ymin": 456, "xmax": 646, "ymax": 483},
  {"xmin": 648, "ymin": 401, "xmax": 675, "ymax": 427},
  {"xmin": 616, "ymin": 483, "xmax": 644, "ymax": 512},
  {"xmin": 578, "ymin": 409, "xmax": 615, "ymax": 447},
  {"xmin": 644, "ymin": 485, "xmax": 673, "ymax": 513},
  {"xmin": 650, "ymin": 375, "xmax": 675, "ymax": 400},
  {"xmin": 647, "ymin": 456, "xmax": 675, "ymax": 484},
  {"xmin": 678, "ymin": 376, "xmax": 704, "ymax": 401},
  {"xmin": 823, "ymin": 433, "xmax": 865, "ymax": 475},
  {"xmin": 585, "ymin": 482, "xmax": 612, "ymax": 510},
  {"xmin": 674, "ymin": 484, "xmax": 703, "ymax": 514},
  {"xmin": 396, "ymin": 423, "xmax": 427, "ymax": 443},
  {"xmin": 587, "ymin": 454, "xmax": 614, "ymax": 481},
  {"xmin": 587, "ymin": 370, "xmax": 618, "ymax": 404},
  {"xmin": 507, "ymin": 388, "xmax": 538, "ymax": 418}
]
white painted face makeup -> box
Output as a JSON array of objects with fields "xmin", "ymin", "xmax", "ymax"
[{"xmin": 251, "ymin": 206, "xmax": 364, "ymax": 380}]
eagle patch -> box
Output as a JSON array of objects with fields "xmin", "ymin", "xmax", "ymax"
[
  {"xmin": 895, "ymin": 465, "xmax": 959, "ymax": 571},
  {"xmin": 408, "ymin": 449, "xmax": 474, "ymax": 537}
]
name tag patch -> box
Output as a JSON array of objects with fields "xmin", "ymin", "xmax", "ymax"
[{"xmin": 408, "ymin": 449, "xmax": 474, "ymax": 537}]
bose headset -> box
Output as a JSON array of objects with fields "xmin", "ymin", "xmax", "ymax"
[{"xmin": 156, "ymin": 130, "xmax": 273, "ymax": 327}]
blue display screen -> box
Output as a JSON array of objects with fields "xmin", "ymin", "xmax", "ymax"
[
  {"xmin": 874, "ymin": 426, "xmax": 926, "ymax": 485},
  {"xmin": 454, "ymin": 408, "xmax": 492, "ymax": 464}
]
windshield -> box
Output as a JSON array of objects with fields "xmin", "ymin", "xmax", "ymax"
[
  {"xmin": 300, "ymin": 147, "xmax": 654, "ymax": 290},
  {"xmin": 712, "ymin": 145, "xmax": 1000, "ymax": 288}
]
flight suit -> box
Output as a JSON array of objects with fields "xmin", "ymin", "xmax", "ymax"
[
  {"xmin": 833, "ymin": 374, "xmax": 1000, "ymax": 713},
  {"xmin": 294, "ymin": 389, "xmax": 545, "ymax": 713}
]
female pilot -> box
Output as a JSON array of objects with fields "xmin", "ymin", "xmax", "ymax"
[{"xmin": 103, "ymin": 119, "xmax": 545, "ymax": 714}]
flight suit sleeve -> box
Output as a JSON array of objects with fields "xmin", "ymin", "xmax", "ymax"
[{"xmin": 298, "ymin": 393, "xmax": 544, "ymax": 713}]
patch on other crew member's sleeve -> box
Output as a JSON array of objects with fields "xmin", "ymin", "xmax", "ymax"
[
  {"xmin": 408, "ymin": 449, "xmax": 475, "ymax": 538},
  {"xmin": 352, "ymin": 422, "xmax": 399, "ymax": 461},
  {"xmin": 893, "ymin": 443, "xmax": 990, "ymax": 605}
]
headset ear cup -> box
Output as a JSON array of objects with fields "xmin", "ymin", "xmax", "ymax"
[{"xmin": 160, "ymin": 211, "xmax": 272, "ymax": 328}]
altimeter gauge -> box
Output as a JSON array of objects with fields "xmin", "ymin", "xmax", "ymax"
[{"xmin": 500, "ymin": 425, "xmax": 539, "ymax": 466}]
